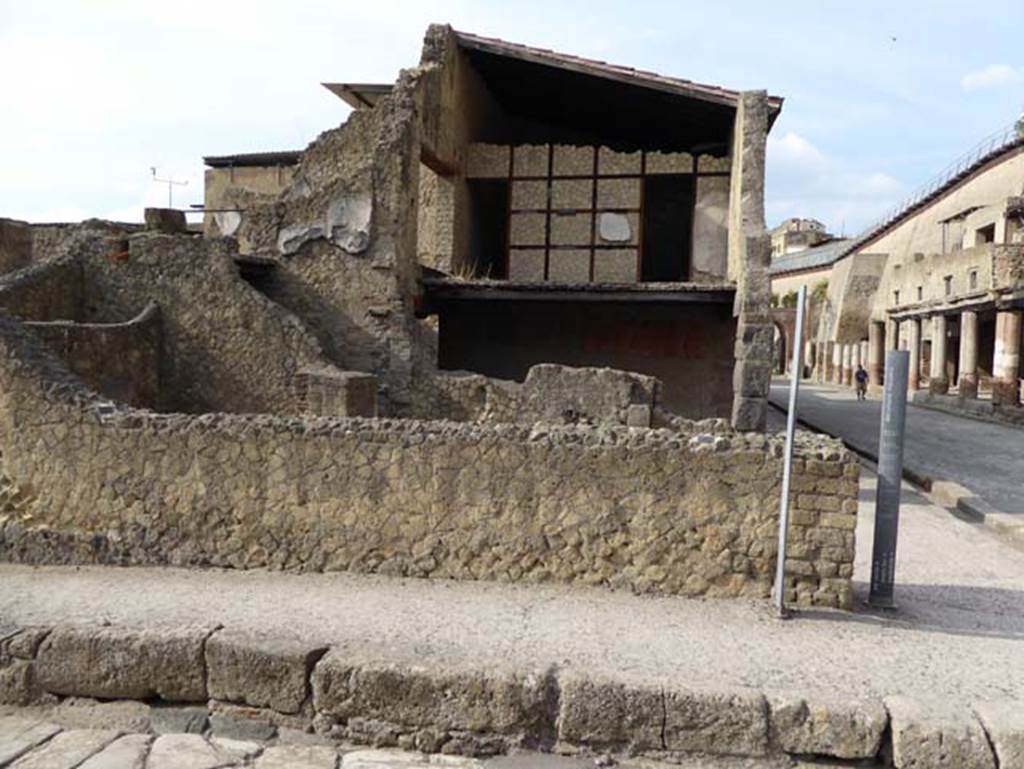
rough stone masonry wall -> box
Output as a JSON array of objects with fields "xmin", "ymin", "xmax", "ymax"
[
  {"xmin": 237, "ymin": 68, "xmax": 425, "ymax": 416},
  {"xmin": 23, "ymin": 303, "xmax": 162, "ymax": 409},
  {"xmin": 77, "ymin": 231, "xmax": 337, "ymax": 415},
  {"xmin": 728, "ymin": 91, "xmax": 774, "ymax": 432},
  {"xmin": 0, "ymin": 256, "xmax": 84, "ymax": 322},
  {"xmin": 0, "ymin": 314, "xmax": 857, "ymax": 608}
]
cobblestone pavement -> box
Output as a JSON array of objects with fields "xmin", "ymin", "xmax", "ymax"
[
  {"xmin": 0, "ymin": 709, "xmax": 828, "ymax": 769},
  {"xmin": 769, "ymin": 378, "xmax": 1024, "ymax": 514}
]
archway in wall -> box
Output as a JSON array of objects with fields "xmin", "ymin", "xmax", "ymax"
[{"xmin": 771, "ymin": 308, "xmax": 799, "ymax": 377}]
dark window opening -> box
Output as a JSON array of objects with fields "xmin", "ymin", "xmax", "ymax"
[
  {"xmin": 640, "ymin": 174, "xmax": 694, "ymax": 282},
  {"xmin": 976, "ymin": 223, "xmax": 996, "ymax": 244},
  {"xmin": 468, "ymin": 178, "xmax": 509, "ymax": 279},
  {"xmin": 944, "ymin": 275, "xmax": 953, "ymax": 296},
  {"xmin": 970, "ymin": 269, "xmax": 978, "ymax": 290},
  {"xmin": 894, "ymin": 290, "xmax": 900, "ymax": 305},
  {"xmin": 917, "ymin": 285, "xmax": 923, "ymax": 301}
]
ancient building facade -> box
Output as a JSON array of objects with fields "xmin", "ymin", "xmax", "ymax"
[
  {"xmin": 771, "ymin": 129, "xmax": 1024, "ymax": 422},
  {"xmin": 0, "ymin": 25, "xmax": 860, "ymax": 607}
]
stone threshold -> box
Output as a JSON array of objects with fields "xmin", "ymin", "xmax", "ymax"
[{"xmin": 2, "ymin": 621, "xmax": 1020, "ymax": 768}]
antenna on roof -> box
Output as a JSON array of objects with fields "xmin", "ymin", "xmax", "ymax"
[{"xmin": 150, "ymin": 167, "xmax": 188, "ymax": 208}]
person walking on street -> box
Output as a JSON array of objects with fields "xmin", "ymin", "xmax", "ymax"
[{"xmin": 854, "ymin": 364, "xmax": 868, "ymax": 401}]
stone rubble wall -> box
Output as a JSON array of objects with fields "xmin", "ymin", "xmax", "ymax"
[
  {"xmin": 0, "ymin": 313, "xmax": 855, "ymax": 607},
  {"xmin": 77, "ymin": 232, "xmax": 338, "ymax": 415},
  {"xmin": 414, "ymin": 364, "xmax": 660, "ymax": 427},
  {"xmin": 0, "ymin": 256, "xmax": 84, "ymax": 322},
  {"xmin": 2, "ymin": 620, "xmax": 1017, "ymax": 767},
  {"xmin": 23, "ymin": 303, "xmax": 162, "ymax": 410}
]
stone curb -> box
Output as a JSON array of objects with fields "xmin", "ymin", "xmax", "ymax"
[
  {"xmin": 767, "ymin": 398, "xmax": 1024, "ymax": 546},
  {"xmin": 4, "ymin": 621, "xmax": 1024, "ymax": 766}
]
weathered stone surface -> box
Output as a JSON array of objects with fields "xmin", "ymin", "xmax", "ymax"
[
  {"xmin": 209, "ymin": 711, "xmax": 278, "ymax": 742},
  {"xmin": 206, "ymin": 630, "xmax": 327, "ymax": 714},
  {"xmin": 8, "ymin": 728, "xmax": 118, "ymax": 769},
  {"xmin": 76, "ymin": 733, "xmax": 151, "ymax": 769},
  {"xmin": 35, "ymin": 625, "xmax": 210, "ymax": 702},
  {"xmin": 143, "ymin": 208, "xmax": 187, "ymax": 234},
  {"xmin": 146, "ymin": 734, "xmax": 252, "ymax": 769},
  {"xmin": 210, "ymin": 736, "xmax": 262, "ymax": 762},
  {"xmin": 556, "ymin": 675, "xmax": 663, "ymax": 753},
  {"xmin": 974, "ymin": 700, "xmax": 1024, "ymax": 769},
  {"xmin": 340, "ymin": 748, "xmax": 482, "ymax": 768},
  {"xmin": 3, "ymin": 628, "xmax": 50, "ymax": 659},
  {"xmin": 49, "ymin": 697, "xmax": 151, "ymax": 733},
  {"xmin": 148, "ymin": 703, "xmax": 208, "ymax": 734},
  {"xmin": 313, "ymin": 652, "xmax": 556, "ymax": 741},
  {"xmin": 0, "ymin": 717, "xmax": 61, "ymax": 765},
  {"xmin": 887, "ymin": 696, "xmax": 996, "ymax": 769},
  {"xmin": 768, "ymin": 691, "xmax": 886, "ymax": 759},
  {"xmin": 663, "ymin": 687, "xmax": 767, "ymax": 757},
  {"xmin": 0, "ymin": 660, "xmax": 34, "ymax": 706},
  {"xmin": 256, "ymin": 744, "xmax": 339, "ymax": 769}
]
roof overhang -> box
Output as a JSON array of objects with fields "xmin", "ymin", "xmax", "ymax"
[
  {"xmin": 322, "ymin": 82, "xmax": 393, "ymax": 110},
  {"xmin": 452, "ymin": 30, "xmax": 781, "ymax": 153},
  {"xmin": 203, "ymin": 151, "xmax": 302, "ymax": 168}
]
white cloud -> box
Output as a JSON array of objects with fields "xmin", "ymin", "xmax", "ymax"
[
  {"xmin": 960, "ymin": 64, "xmax": 1023, "ymax": 91},
  {"xmin": 766, "ymin": 131, "xmax": 906, "ymax": 235}
]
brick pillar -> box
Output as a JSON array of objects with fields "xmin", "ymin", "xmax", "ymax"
[
  {"xmin": 842, "ymin": 344, "xmax": 854, "ymax": 386},
  {"xmin": 860, "ymin": 341, "xmax": 869, "ymax": 378},
  {"xmin": 907, "ymin": 318, "xmax": 921, "ymax": 391},
  {"xmin": 889, "ymin": 319, "xmax": 901, "ymax": 351},
  {"xmin": 958, "ymin": 310, "xmax": 979, "ymax": 399},
  {"xmin": 831, "ymin": 342, "xmax": 842, "ymax": 384},
  {"xmin": 868, "ymin": 322, "xmax": 884, "ymax": 387},
  {"xmin": 851, "ymin": 342, "xmax": 862, "ymax": 383},
  {"xmin": 929, "ymin": 314, "xmax": 949, "ymax": 394},
  {"xmin": 993, "ymin": 309, "xmax": 1022, "ymax": 406}
]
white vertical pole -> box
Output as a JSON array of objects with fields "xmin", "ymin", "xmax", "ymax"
[{"xmin": 774, "ymin": 284, "xmax": 806, "ymax": 618}]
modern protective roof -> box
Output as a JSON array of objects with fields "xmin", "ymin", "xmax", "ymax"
[
  {"xmin": 203, "ymin": 151, "xmax": 302, "ymax": 168},
  {"xmin": 321, "ymin": 83, "xmax": 393, "ymax": 110},
  {"xmin": 769, "ymin": 239, "xmax": 852, "ymax": 277},
  {"xmin": 453, "ymin": 30, "xmax": 784, "ymax": 116}
]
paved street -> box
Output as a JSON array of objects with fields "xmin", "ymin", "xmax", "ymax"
[{"xmin": 770, "ymin": 379, "xmax": 1024, "ymax": 515}]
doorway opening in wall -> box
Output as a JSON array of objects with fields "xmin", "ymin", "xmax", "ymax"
[
  {"xmin": 976, "ymin": 223, "xmax": 996, "ymax": 245},
  {"xmin": 467, "ymin": 178, "xmax": 509, "ymax": 279},
  {"xmin": 641, "ymin": 174, "xmax": 694, "ymax": 281}
]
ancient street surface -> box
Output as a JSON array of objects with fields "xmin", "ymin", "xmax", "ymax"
[
  {"xmin": 1, "ymin": 465, "xmax": 1023, "ymax": 709},
  {"xmin": 769, "ymin": 379, "xmax": 1024, "ymax": 515},
  {"xmin": 0, "ymin": 710, "xmax": 825, "ymax": 769}
]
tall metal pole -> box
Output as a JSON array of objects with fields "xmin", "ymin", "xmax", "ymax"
[
  {"xmin": 774, "ymin": 285, "xmax": 806, "ymax": 617},
  {"xmin": 869, "ymin": 350, "xmax": 910, "ymax": 608}
]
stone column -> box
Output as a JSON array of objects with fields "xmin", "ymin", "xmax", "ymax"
[
  {"xmin": 907, "ymin": 318, "xmax": 921, "ymax": 391},
  {"xmin": 804, "ymin": 341, "xmax": 814, "ymax": 379},
  {"xmin": 851, "ymin": 343, "xmax": 862, "ymax": 382},
  {"xmin": 889, "ymin": 319, "xmax": 901, "ymax": 351},
  {"xmin": 929, "ymin": 315, "xmax": 949, "ymax": 394},
  {"xmin": 868, "ymin": 322, "xmax": 885, "ymax": 387},
  {"xmin": 831, "ymin": 343, "xmax": 842, "ymax": 384},
  {"xmin": 993, "ymin": 309, "xmax": 1022, "ymax": 406},
  {"xmin": 842, "ymin": 344, "xmax": 854, "ymax": 386},
  {"xmin": 958, "ymin": 310, "xmax": 979, "ymax": 399}
]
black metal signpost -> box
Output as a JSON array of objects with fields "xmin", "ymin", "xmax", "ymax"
[{"xmin": 869, "ymin": 350, "xmax": 910, "ymax": 608}]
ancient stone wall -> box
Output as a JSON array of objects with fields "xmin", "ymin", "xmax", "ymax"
[
  {"xmin": 0, "ymin": 257, "xmax": 84, "ymax": 322},
  {"xmin": 78, "ymin": 232, "xmax": 333, "ymax": 414},
  {"xmin": 23, "ymin": 303, "xmax": 162, "ymax": 409},
  {"xmin": 0, "ymin": 219, "xmax": 32, "ymax": 275},
  {"xmin": 0, "ymin": 315, "xmax": 856, "ymax": 608},
  {"xmin": 414, "ymin": 364, "xmax": 659, "ymax": 427},
  {"xmin": 237, "ymin": 69, "xmax": 425, "ymax": 415}
]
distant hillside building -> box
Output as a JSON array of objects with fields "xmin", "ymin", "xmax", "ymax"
[{"xmin": 771, "ymin": 217, "xmax": 833, "ymax": 257}]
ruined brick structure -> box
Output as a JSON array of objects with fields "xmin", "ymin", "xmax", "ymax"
[{"xmin": 0, "ymin": 25, "xmax": 858, "ymax": 608}]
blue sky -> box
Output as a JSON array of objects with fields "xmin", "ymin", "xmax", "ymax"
[{"xmin": 2, "ymin": 0, "xmax": 1023, "ymax": 234}]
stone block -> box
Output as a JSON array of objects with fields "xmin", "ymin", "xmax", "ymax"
[
  {"xmin": 466, "ymin": 144, "xmax": 509, "ymax": 178},
  {"xmin": 886, "ymin": 696, "xmax": 995, "ymax": 769},
  {"xmin": 626, "ymin": 404, "xmax": 652, "ymax": 428},
  {"xmin": 149, "ymin": 704, "xmax": 209, "ymax": 734},
  {"xmin": 257, "ymin": 744, "xmax": 339, "ymax": 769},
  {"xmin": 768, "ymin": 691, "xmax": 886, "ymax": 759},
  {"xmin": 312, "ymin": 651, "xmax": 556, "ymax": 739},
  {"xmin": 0, "ymin": 658, "xmax": 34, "ymax": 705},
  {"xmin": 556, "ymin": 675, "xmax": 663, "ymax": 752},
  {"xmin": 507, "ymin": 249, "xmax": 545, "ymax": 281},
  {"xmin": 146, "ymin": 734, "xmax": 252, "ymax": 769},
  {"xmin": 974, "ymin": 700, "xmax": 1024, "ymax": 769},
  {"xmin": 77, "ymin": 734, "xmax": 152, "ymax": 769},
  {"xmin": 209, "ymin": 710, "xmax": 278, "ymax": 742},
  {"xmin": 663, "ymin": 687, "xmax": 768, "ymax": 757},
  {"xmin": 8, "ymin": 729, "xmax": 120, "ymax": 769},
  {"xmin": 143, "ymin": 208, "xmax": 187, "ymax": 234},
  {"xmin": 207, "ymin": 630, "xmax": 327, "ymax": 714},
  {"xmin": 35, "ymin": 625, "xmax": 210, "ymax": 702},
  {"xmin": 0, "ymin": 717, "xmax": 62, "ymax": 765},
  {"xmin": 513, "ymin": 145, "xmax": 549, "ymax": 177}
]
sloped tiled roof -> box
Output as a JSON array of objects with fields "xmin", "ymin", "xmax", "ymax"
[
  {"xmin": 454, "ymin": 30, "xmax": 784, "ymax": 115},
  {"xmin": 769, "ymin": 239, "xmax": 853, "ymax": 277}
]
